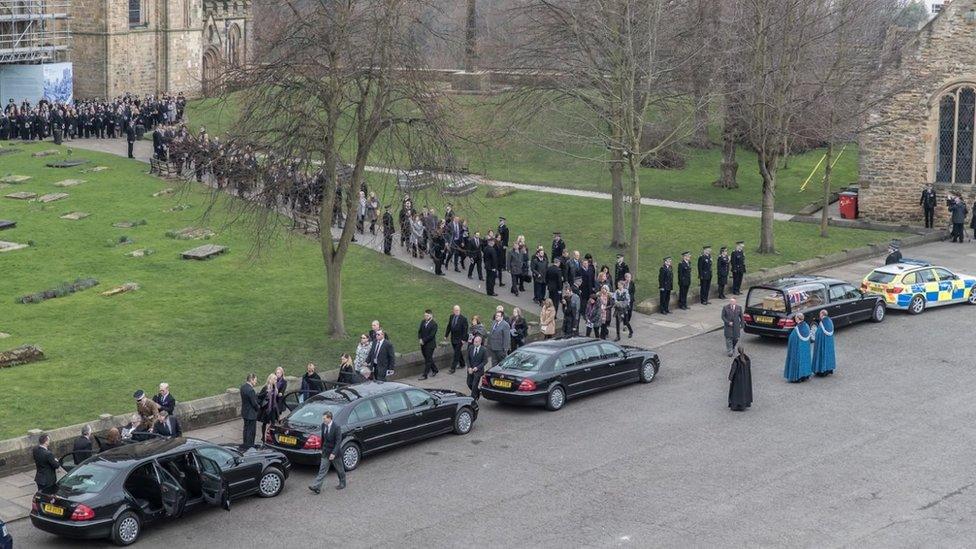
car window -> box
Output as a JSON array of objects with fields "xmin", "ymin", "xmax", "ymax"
[
  {"xmin": 785, "ymin": 283, "xmax": 828, "ymax": 312},
  {"xmin": 746, "ymin": 288, "xmax": 786, "ymax": 312},
  {"xmin": 554, "ymin": 350, "xmax": 576, "ymax": 370},
  {"xmin": 196, "ymin": 446, "xmax": 237, "ymax": 470},
  {"xmin": 828, "ymin": 285, "xmax": 846, "ymax": 301},
  {"xmin": 496, "ymin": 349, "xmax": 550, "ymax": 371},
  {"xmin": 842, "ymin": 284, "xmax": 860, "ymax": 300},
  {"xmin": 901, "ymin": 272, "xmax": 917, "ymax": 284},
  {"xmin": 349, "ymin": 400, "xmax": 377, "ymax": 422},
  {"xmin": 404, "ymin": 389, "xmax": 433, "ymax": 408},
  {"xmin": 934, "ymin": 268, "xmax": 955, "ymax": 280},
  {"xmin": 196, "ymin": 453, "xmax": 221, "ymax": 476},
  {"xmin": 577, "ymin": 344, "xmax": 603, "ymax": 363},
  {"xmin": 598, "ymin": 343, "xmax": 624, "ymax": 360},
  {"xmin": 866, "ymin": 270, "xmax": 896, "ymax": 284},
  {"xmin": 917, "ymin": 269, "xmax": 938, "ymax": 283},
  {"xmin": 58, "ymin": 462, "xmax": 120, "ymax": 494},
  {"xmin": 382, "ymin": 393, "xmax": 410, "ymax": 414},
  {"xmin": 287, "ymin": 401, "xmax": 344, "ymax": 428}
]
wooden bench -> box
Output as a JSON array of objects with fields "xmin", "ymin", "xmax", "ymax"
[{"xmin": 149, "ymin": 158, "xmax": 181, "ymax": 179}]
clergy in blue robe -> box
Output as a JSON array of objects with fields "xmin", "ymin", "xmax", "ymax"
[
  {"xmin": 812, "ymin": 310, "xmax": 836, "ymax": 376},
  {"xmin": 783, "ymin": 313, "xmax": 812, "ymax": 383}
]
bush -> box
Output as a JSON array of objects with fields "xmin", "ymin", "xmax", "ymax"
[{"xmin": 640, "ymin": 123, "xmax": 687, "ymax": 170}]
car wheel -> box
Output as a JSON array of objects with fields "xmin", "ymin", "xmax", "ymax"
[
  {"xmin": 909, "ymin": 295, "xmax": 925, "ymax": 315},
  {"xmin": 111, "ymin": 510, "xmax": 141, "ymax": 546},
  {"xmin": 545, "ymin": 385, "xmax": 566, "ymax": 411},
  {"xmin": 257, "ymin": 466, "xmax": 284, "ymax": 498},
  {"xmin": 453, "ymin": 407, "xmax": 474, "ymax": 435},
  {"xmin": 870, "ymin": 301, "xmax": 885, "ymax": 323},
  {"xmin": 639, "ymin": 360, "xmax": 656, "ymax": 383},
  {"xmin": 341, "ymin": 442, "xmax": 361, "ymax": 471},
  {"xmin": 968, "ymin": 289, "xmax": 976, "ymax": 305}
]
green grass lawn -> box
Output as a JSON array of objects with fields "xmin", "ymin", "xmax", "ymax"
[
  {"xmin": 187, "ymin": 94, "xmax": 859, "ymax": 214},
  {"xmin": 0, "ymin": 143, "xmax": 504, "ymax": 439}
]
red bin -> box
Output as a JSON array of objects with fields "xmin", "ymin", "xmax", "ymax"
[{"xmin": 838, "ymin": 191, "xmax": 858, "ymax": 219}]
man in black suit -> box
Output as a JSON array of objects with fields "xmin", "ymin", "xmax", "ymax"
[
  {"xmin": 698, "ymin": 246, "xmax": 713, "ymax": 305},
  {"xmin": 240, "ymin": 373, "xmax": 260, "ymax": 449},
  {"xmin": 731, "ymin": 241, "xmax": 746, "ymax": 295},
  {"xmin": 444, "ymin": 305, "xmax": 469, "ymax": 374},
  {"xmin": 72, "ymin": 425, "xmax": 94, "ymax": 465},
  {"xmin": 33, "ymin": 433, "xmax": 61, "ymax": 490},
  {"xmin": 418, "ymin": 309, "xmax": 439, "ymax": 380},
  {"xmin": 154, "ymin": 410, "xmax": 182, "ymax": 437},
  {"xmin": 659, "ymin": 256, "xmax": 673, "ymax": 314},
  {"xmin": 152, "ymin": 382, "xmax": 176, "ymax": 415},
  {"xmin": 308, "ymin": 411, "xmax": 346, "ymax": 493},
  {"xmin": 484, "ymin": 236, "xmax": 499, "ymax": 296},
  {"xmin": 466, "ymin": 335, "xmax": 488, "ymax": 401},
  {"xmin": 466, "ymin": 231, "xmax": 484, "ymax": 280},
  {"xmin": 677, "ymin": 251, "xmax": 692, "ymax": 310},
  {"xmin": 546, "ymin": 258, "xmax": 564, "ymax": 314},
  {"xmin": 125, "ymin": 120, "xmax": 136, "ymax": 158},
  {"xmin": 920, "ymin": 184, "xmax": 937, "ymax": 229},
  {"xmin": 368, "ymin": 330, "xmax": 395, "ymax": 381}
]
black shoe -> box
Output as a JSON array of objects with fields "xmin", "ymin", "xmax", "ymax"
[
  {"xmin": 449, "ymin": 368, "xmax": 456, "ymax": 374},
  {"xmin": 454, "ymin": 268, "xmax": 460, "ymax": 272},
  {"xmin": 431, "ymin": 371, "xmax": 438, "ymax": 377},
  {"xmin": 418, "ymin": 375, "xmax": 428, "ymax": 380},
  {"xmin": 499, "ymin": 283, "xmax": 505, "ymax": 287},
  {"xmin": 628, "ymin": 332, "xmax": 633, "ymax": 338},
  {"xmin": 336, "ymin": 483, "xmax": 346, "ymax": 490},
  {"xmin": 308, "ymin": 486, "xmax": 320, "ymax": 494},
  {"xmin": 489, "ymin": 293, "xmax": 499, "ymax": 296},
  {"xmin": 614, "ymin": 336, "xmax": 621, "ymax": 341}
]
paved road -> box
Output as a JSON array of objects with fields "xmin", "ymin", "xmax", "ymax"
[{"xmin": 10, "ymin": 285, "xmax": 976, "ymax": 547}]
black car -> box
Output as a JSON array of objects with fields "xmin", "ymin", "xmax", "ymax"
[
  {"xmin": 0, "ymin": 518, "xmax": 11, "ymax": 549},
  {"xmin": 267, "ymin": 381, "xmax": 478, "ymax": 469},
  {"xmin": 480, "ymin": 337, "xmax": 660, "ymax": 411},
  {"xmin": 31, "ymin": 437, "xmax": 290, "ymax": 546},
  {"xmin": 743, "ymin": 275, "xmax": 885, "ymax": 337}
]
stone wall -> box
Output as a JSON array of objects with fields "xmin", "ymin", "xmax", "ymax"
[{"xmin": 859, "ymin": 0, "xmax": 976, "ymax": 223}]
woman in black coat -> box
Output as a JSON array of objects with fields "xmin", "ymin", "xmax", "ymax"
[{"xmin": 728, "ymin": 346, "xmax": 753, "ymax": 412}]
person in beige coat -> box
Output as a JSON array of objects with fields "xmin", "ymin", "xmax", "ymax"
[{"xmin": 539, "ymin": 298, "xmax": 556, "ymax": 339}]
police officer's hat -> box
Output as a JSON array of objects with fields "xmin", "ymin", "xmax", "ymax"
[
  {"xmin": 735, "ymin": 240, "xmax": 745, "ymax": 245},
  {"xmin": 663, "ymin": 256, "xmax": 672, "ymax": 261},
  {"xmin": 133, "ymin": 390, "xmax": 145, "ymax": 400},
  {"xmin": 681, "ymin": 251, "xmax": 691, "ymax": 257}
]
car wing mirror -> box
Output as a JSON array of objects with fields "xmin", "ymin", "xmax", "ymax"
[{"xmin": 234, "ymin": 456, "xmax": 244, "ymax": 465}]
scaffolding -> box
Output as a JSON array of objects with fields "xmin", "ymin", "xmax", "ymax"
[{"xmin": 0, "ymin": 0, "xmax": 69, "ymax": 64}]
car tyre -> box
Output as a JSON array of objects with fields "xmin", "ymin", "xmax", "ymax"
[
  {"xmin": 545, "ymin": 385, "xmax": 566, "ymax": 411},
  {"xmin": 341, "ymin": 442, "xmax": 361, "ymax": 471},
  {"xmin": 111, "ymin": 510, "xmax": 141, "ymax": 546},
  {"xmin": 453, "ymin": 407, "xmax": 474, "ymax": 435},
  {"xmin": 968, "ymin": 289, "xmax": 976, "ymax": 305},
  {"xmin": 639, "ymin": 360, "xmax": 657, "ymax": 383},
  {"xmin": 909, "ymin": 294, "xmax": 925, "ymax": 315},
  {"xmin": 870, "ymin": 301, "xmax": 886, "ymax": 322},
  {"xmin": 257, "ymin": 466, "xmax": 285, "ymax": 498}
]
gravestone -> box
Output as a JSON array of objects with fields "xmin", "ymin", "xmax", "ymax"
[
  {"xmin": 152, "ymin": 188, "xmax": 175, "ymax": 197},
  {"xmin": 113, "ymin": 221, "xmax": 135, "ymax": 228},
  {"xmin": 0, "ymin": 333, "xmax": 9, "ymax": 339},
  {"xmin": 0, "ymin": 220, "xmax": 15, "ymax": 230},
  {"xmin": 100, "ymin": 282, "xmax": 140, "ymax": 296},
  {"xmin": 0, "ymin": 175, "xmax": 30, "ymax": 184},
  {"xmin": 443, "ymin": 175, "xmax": 479, "ymax": 197},
  {"xmin": 0, "ymin": 241, "xmax": 28, "ymax": 252},
  {"xmin": 54, "ymin": 179, "xmax": 86, "ymax": 188},
  {"xmin": 0, "ymin": 148, "xmax": 19, "ymax": 156},
  {"xmin": 31, "ymin": 149, "xmax": 59, "ymax": 158},
  {"xmin": 37, "ymin": 192, "xmax": 69, "ymax": 203},
  {"xmin": 0, "ymin": 344, "xmax": 45, "ymax": 368},
  {"xmin": 165, "ymin": 204, "xmax": 191, "ymax": 212},
  {"xmin": 396, "ymin": 170, "xmax": 436, "ymax": 193},
  {"xmin": 5, "ymin": 191, "xmax": 36, "ymax": 200},
  {"xmin": 126, "ymin": 248, "xmax": 155, "ymax": 258},
  {"xmin": 82, "ymin": 166, "xmax": 109, "ymax": 173},
  {"xmin": 47, "ymin": 159, "xmax": 88, "ymax": 168},
  {"xmin": 169, "ymin": 227, "xmax": 215, "ymax": 240},
  {"xmin": 60, "ymin": 212, "xmax": 90, "ymax": 220},
  {"xmin": 182, "ymin": 244, "xmax": 227, "ymax": 260}
]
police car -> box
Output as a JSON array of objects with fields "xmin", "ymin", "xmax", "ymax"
[{"xmin": 861, "ymin": 260, "xmax": 976, "ymax": 314}]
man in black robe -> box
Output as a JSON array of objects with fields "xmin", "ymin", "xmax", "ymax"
[{"xmin": 728, "ymin": 347, "xmax": 753, "ymax": 412}]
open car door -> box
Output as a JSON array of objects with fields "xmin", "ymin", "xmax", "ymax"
[
  {"xmin": 194, "ymin": 452, "xmax": 230, "ymax": 511},
  {"xmin": 57, "ymin": 452, "xmax": 79, "ymax": 473},
  {"xmin": 155, "ymin": 463, "xmax": 187, "ymax": 518},
  {"xmin": 282, "ymin": 391, "xmax": 303, "ymax": 412}
]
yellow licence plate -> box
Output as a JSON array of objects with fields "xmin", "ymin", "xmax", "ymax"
[
  {"xmin": 277, "ymin": 435, "xmax": 298, "ymax": 446},
  {"xmin": 755, "ymin": 315, "xmax": 774, "ymax": 324},
  {"xmin": 42, "ymin": 503, "xmax": 64, "ymax": 517},
  {"xmin": 869, "ymin": 284, "xmax": 886, "ymax": 293},
  {"xmin": 491, "ymin": 378, "xmax": 513, "ymax": 389}
]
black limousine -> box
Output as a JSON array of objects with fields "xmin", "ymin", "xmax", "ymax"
[
  {"xmin": 267, "ymin": 381, "xmax": 478, "ymax": 468},
  {"xmin": 480, "ymin": 337, "xmax": 660, "ymax": 411},
  {"xmin": 743, "ymin": 275, "xmax": 885, "ymax": 337},
  {"xmin": 31, "ymin": 438, "xmax": 290, "ymax": 546}
]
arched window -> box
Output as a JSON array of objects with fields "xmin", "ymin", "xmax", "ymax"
[
  {"xmin": 227, "ymin": 24, "xmax": 242, "ymax": 67},
  {"xmin": 937, "ymin": 85, "xmax": 976, "ymax": 184}
]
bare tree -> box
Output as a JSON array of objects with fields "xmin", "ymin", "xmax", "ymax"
[
  {"xmin": 505, "ymin": 0, "xmax": 701, "ymax": 274},
  {"xmin": 203, "ymin": 0, "xmax": 456, "ymax": 338}
]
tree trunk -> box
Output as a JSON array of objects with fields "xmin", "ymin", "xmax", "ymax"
[
  {"xmin": 464, "ymin": 0, "xmax": 477, "ymax": 71},
  {"xmin": 780, "ymin": 134, "xmax": 790, "ymax": 170},
  {"xmin": 323, "ymin": 253, "xmax": 347, "ymax": 338},
  {"xmin": 627, "ymin": 159, "xmax": 642, "ymax": 279},
  {"xmin": 715, "ymin": 107, "xmax": 739, "ymax": 188},
  {"xmin": 820, "ymin": 142, "xmax": 833, "ymax": 238},
  {"xmin": 691, "ymin": 83, "xmax": 712, "ymax": 149},
  {"xmin": 758, "ymin": 154, "xmax": 777, "ymax": 254},
  {"xmin": 609, "ymin": 149, "xmax": 627, "ymax": 248}
]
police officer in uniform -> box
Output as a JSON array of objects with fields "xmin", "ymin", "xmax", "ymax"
[
  {"xmin": 698, "ymin": 245, "xmax": 713, "ymax": 305},
  {"xmin": 716, "ymin": 246, "xmax": 730, "ymax": 299},
  {"xmin": 885, "ymin": 241, "xmax": 902, "ymax": 265},
  {"xmin": 731, "ymin": 241, "xmax": 746, "ymax": 295},
  {"xmin": 658, "ymin": 256, "xmax": 673, "ymax": 315},
  {"xmin": 382, "ymin": 205, "xmax": 394, "ymax": 255},
  {"xmin": 677, "ymin": 251, "xmax": 692, "ymax": 310},
  {"xmin": 920, "ymin": 184, "xmax": 937, "ymax": 229}
]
